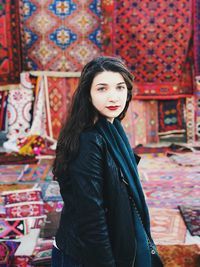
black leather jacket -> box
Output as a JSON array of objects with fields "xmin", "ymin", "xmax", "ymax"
[{"xmin": 56, "ymin": 129, "xmax": 140, "ymax": 267}]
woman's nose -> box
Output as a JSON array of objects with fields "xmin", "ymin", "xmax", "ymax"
[{"xmin": 108, "ymin": 89, "xmax": 119, "ymax": 102}]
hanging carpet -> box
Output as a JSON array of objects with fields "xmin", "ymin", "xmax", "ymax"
[
  {"xmin": 0, "ymin": 0, "xmax": 21, "ymax": 86},
  {"xmin": 19, "ymin": 0, "xmax": 102, "ymax": 71},
  {"xmin": 101, "ymin": 0, "xmax": 193, "ymax": 99}
]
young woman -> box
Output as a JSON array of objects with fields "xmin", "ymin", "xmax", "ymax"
[{"xmin": 52, "ymin": 56, "xmax": 163, "ymax": 267}]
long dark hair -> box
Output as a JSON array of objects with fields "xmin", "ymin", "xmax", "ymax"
[{"xmin": 53, "ymin": 56, "xmax": 134, "ymax": 179}]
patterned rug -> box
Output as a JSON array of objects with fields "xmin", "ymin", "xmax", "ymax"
[
  {"xmin": 144, "ymin": 185, "xmax": 199, "ymax": 209},
  {"xmin": 157, "ymin": 244, "xmax": 200, "ymax": 267},
  {"xmin": 158, "ymin": 99, "xmax": 185, "ymax": 134},
  {"xmin": 101, "ymin": 0, "xmax": 193, "ymax": 99},
  {"xmin": 0, "ymin": 218, "xmax": 29, "ymax": 239},
  {"xmin": 193, "ymin": 0, "xmax": 200, "ymax": 76},
  {"xmin": 0, "ymin": 0, "xmax": 21, "ymax": 86},
  {"xmin": 0, "ymin": 165, "xmax": 25, "ymax": 184},
  {"xmin": 138, "ymin": 154, "xmax": 176, "ymax": 172},
  {"xmin": 141, "ymin": 170, "xmax": 200, "ymax": 186},
  {"xmin": 19, "ymin": 0, "xmax": 102, "ymax": 71},
  {"xmin": 179, "ymin": 205, "xmax": 200, "ymax": 236},
  {"xmin": 19, "ymin": 164, "xmax": 53, "ymax": 183},
  {"xmin": 185, "ymin": 96, "xmax": 196, "ymax": 143},
  {"xmin": 0, "ymin": 241, "xmax": 20, "ymax": 266},
  {"xmin": 167, "ymin": 152, "xmax": 200, "ymax": 167},
  {"xmin": 0, "ymin": 152, "xmax": 38, "ymax": 165},
  {"xmin": 40, "ymin": 181, "xmax": 62, "ymax": 202},
  {"xmin": 0, "ymin": 184, "xmax": 34, "ymax": 193},
  {"xmin": 139, "ymin": 152, "xmax": 200, "ymax": 208},
  {"xmin": 123, "ymin": 100, "xmax": 159, "ymax": 147},
  {"xmin": 6, "ymin": 73, "xmax": 33, "ymax": 140},
  {"xmin": 149, "ymin": 208, "xmax": 186, "ymax": 244},
  {"xmin": 47, "ymin": 76, "xmax": 79, "ymax": 139},
  {"xmin": 195, "ymin": 78, "xmax": 200, "ymax": 142}
]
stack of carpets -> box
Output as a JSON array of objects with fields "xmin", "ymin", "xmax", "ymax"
[{"xmin": 0, "ymin": 159, "xmax": 63, "ymax": 266}]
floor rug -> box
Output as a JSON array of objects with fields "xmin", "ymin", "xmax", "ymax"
[
  {"xmin": 179, "ymin": 205, "xmax": 200, "ymax": 236},
  {"xmin": 140, "ymin": 170, "xmax": 200, "ymax": 186},
  {"xmin": 144, "ymin": 185, "xmax": 199, "ymax": 209},
  {"xmin": 167, "ymin": 152, "xmax": 200, "ymax": 167},
  {"xmin": 138, "ymin": 154, "xmax": 176, "ymax": 172},
  {"xmin": 0, "ymin": 0, "xmax": 21, "ymax": 86},
  {"xmin": 157, "ymin": 244, "xmax": 200, "ymax": 267},
  {"xmin": 149, "ymin": 208, "xmax": 186, "ymax": 244}
]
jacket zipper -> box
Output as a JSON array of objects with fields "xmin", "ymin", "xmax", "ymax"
[
  {"xmin": 130, "ymin": 197, "xmax": 156, "ymax": 255},
  {"xmin": 121, "ymin": 177, "xmax": 157, "ymax": 256}
]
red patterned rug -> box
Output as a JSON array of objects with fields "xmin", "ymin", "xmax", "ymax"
[
  {"xmin": 47, "ymin": 77, "xmax": 79, "ymax": 139},
  {"xmin": 101, "ymin": 0, "xmax": 193, "ymax": 99},
  {"xmin": 0, "ymin": 0, "xmax": 21, "ymax": 86},
  {"xmin": 19, "ymin": 0, "xmax": 102, "ymax": 71},
  {"xmin": 144, "ymin": 185, "xmax": 199, "ymax": 209},
  {"xmin": 139, "ymin": 153, "xmax": 200, "ymax": 208},
  {"xmin": 157, "ymin": 244, "xmax": 200, "ymax": 267},
  {"xmin": 158, "ymin": 99, "xmax": 185, "ymax": 133},
  {"xmin": 193, "ymin": 0, "xmax": 200, "ymax": 76}
]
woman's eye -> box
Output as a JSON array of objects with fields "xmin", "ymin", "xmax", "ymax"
[
  {"xmin": 117, "ymin": 86, "xmax": 125, "ymax": 90},
  {"xmin": 97, "ymin": 87, "xmax": 106, "ymax": 91}
]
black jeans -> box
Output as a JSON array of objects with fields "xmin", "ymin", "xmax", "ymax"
[{"xmin": 51, "ymin": 246, "xmax": 83, "ymax": 267}]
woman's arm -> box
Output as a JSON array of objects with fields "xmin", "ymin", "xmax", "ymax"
[{"xmin": 69, "ymin": 132, "xmax": 116, "ymax": 267}]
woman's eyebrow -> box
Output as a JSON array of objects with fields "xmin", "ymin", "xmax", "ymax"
[
  {"xmin": 95, "ymin": 82, "xmax": 126, "ymax": 86},
  {"xmin": 96, "ymin": 83, "xmax": 107, "ymax": 86},
  {"xmin": 117, "ymin": 82, "xmax": 126, "ymax": 85}
]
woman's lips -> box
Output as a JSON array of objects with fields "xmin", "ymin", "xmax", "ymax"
[{"xmin": 106, "ymin": 106, "xmax": 119, "ymax": 111}]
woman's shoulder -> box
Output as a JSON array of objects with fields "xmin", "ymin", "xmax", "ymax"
[{"xmin": 80, "ymin": 127, "xmax": 105, "ymax": 148}]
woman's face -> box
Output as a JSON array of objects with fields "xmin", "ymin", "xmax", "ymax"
[{"xmin": 90, "ymin": 71, "xmax": 128, "ymax": 123}]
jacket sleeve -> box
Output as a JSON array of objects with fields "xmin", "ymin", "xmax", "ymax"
[{"xmin": 68, "ymin": 132, "xmax": 116, "ymax": 267}]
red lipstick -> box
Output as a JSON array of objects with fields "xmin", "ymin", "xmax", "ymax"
[{"xmin": 106, "ymin": 106, "xmax": 119, "ymax": 111}]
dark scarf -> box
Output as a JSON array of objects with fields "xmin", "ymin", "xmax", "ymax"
[
  {"xmin": 95, "ymin": 116, "xmax": 156, "ymax": 266},
  {"xmin": 95, "ymin": 116, "xmax": 150, "ymax": 230}
]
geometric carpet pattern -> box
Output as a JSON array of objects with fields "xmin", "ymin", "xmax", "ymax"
[
  {"xmin": 139, "ymin": 153, "xmax": 200, "ymax": 208},
  {"xmin": 101, "ymin": 0, "xmax": 193, "ymax": 99},
  {"xmin": 47, "ymin": 76, "xmax": 79, "ymax": 139},
  {"xmin": 150, "ymin": 208, "xmax": 186, "ymax": 244},
  {"xmin": 19, "ymin": 0, "xmax": 102, "ymax": 71},
  {"xmin": 0, "ymin": 0, "xmax": 21, "ymax": 86}
]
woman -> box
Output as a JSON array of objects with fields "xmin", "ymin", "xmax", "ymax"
[{"xmin": 52, "ymin": 56, "xmax": 163, "ymax": 267}]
